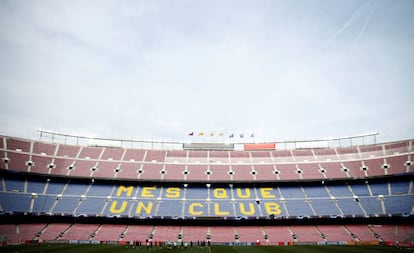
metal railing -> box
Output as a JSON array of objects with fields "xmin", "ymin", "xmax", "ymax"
[{"xmin": 37, "ymin": 129, "xmax": 379, "ymax": 150}]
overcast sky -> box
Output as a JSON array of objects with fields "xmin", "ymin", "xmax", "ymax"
[{"xmin": 0, "ymin": 0, "xmax": 413, "ymax": 144}]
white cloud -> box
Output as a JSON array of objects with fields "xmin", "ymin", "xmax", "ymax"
[{"xmin": 0, "ymin": 0, "xmax": 413, "ymax": 143}]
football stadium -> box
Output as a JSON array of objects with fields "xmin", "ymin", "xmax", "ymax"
[{"xmin": 0, "ymin": 130, "xmax": 413, "ymax": 252}]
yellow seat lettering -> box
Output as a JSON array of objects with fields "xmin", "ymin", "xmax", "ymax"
[
  {"xmin": 236, "ymin": 188, "xmax": 251, "ymax": 199},
  {"xmin": 135, "ymin": 202, "xmax": 153, "ymax": 215},
  {"xmin": 165, "ymin": 187, "xmax": 181, "ymax": 198},
  {"xmin": 264, "ymin": 202, "xmax": 281, "ymax": 215},
  {"xmin": 116, "ymin": 186, "xmax": 134, "ymax": 197},
  {"xmin": 239, "ymin": 202, "xmax": 255, "ymax": 215},
  {"xmin": 213, "ymin": 188, "xmax": 228, "ymax": 199},
  {"xmin": 260, "ymin": 188, "xmax": 276, "ymax": 199},
  {"xmin": 214, "ymin": 203, "xmax": 230, "ymax": 216},
  {"xmin": 109, "ymin": 200, "xmax": 128, "ymax": 213},
  {"xmin": 188, "ymin": 203, "xmax": 203, "ymax": 215},
  {"xmin": 141, "ymin": 186, "xmax": 157, "ymax": 198}
]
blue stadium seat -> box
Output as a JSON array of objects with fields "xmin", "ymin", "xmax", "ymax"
[
  {"xmin": 359, "ymin": 197, "xmax": 383, "ymax": 215},
  {"xmin": 45, "ymin": 181, "xmax": 65, "ymax": 194},
  {"xmin": 351, "ymin": 184, "xmax": 370, "ymax": 196},
  {"xmin": 284, "ymin": 199, "xmax": 313, "ymax": 216},
  {"xmin": 87, "ymin": 184, "xmax": 114, "ymax": 197},
  {"xmin": 336, "ymin": 198, "xmax": 364, "ymax": 215},
  {"xmin": 369, "ymin": 182, "xmax": 389, "ymax": 196},
  {"xmin": 0, "ymin": 192, "xmax": 31, "ymax": 212},
  {"xmin": 157, "ymin": 199, "xmax": 184, "ymax": 217},
  {"xmin": 302, "ymin": 186, "xmax": 330, "ymax": 198},
  {"xmin": 27, "ymin": 180, "xmax": 46, "ymax": 194},
  {"xmin": 328, "ymin": 185, "xmax": 353, "ymax": 197},
  {"xmin": 52, "ymin": 196, "xmax": 79, "ymax": 213},
  {"xmin": 385, "ymin": 195, "xmax": 414, "ymax": 214},
  {"xmin": 32, "ymin": 194, "xmax": 56, "ymax": 213},
  {"xmin": 63, "ymin": 182, "xmax": 89, "ymax": 196},
  {"xmin": 390, "ymin": 181, "xmax": 410, "ymax": 195},
  {"xmin": 4, "ymin": 179, "xmax": 25, "ymax": 192},
  {"xmin": 76, "ymin": 197, "xmax": 106, "ymax": 215},
  {"xmin": 279, "ymin": 186, "xmax": 305, "ymax": 198},
  {"xmin": 311, "ymin": 199, "xmax": 341, "ymax": 216},
  {"xmin": 186, "ymin": 187, "xmax": 208, "ymax": 200}
]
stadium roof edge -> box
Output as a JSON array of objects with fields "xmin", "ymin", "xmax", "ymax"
[
  {"xmin": 36, "ymin": 129, "xmax": 379, "ymax": 144},
  {"xmin": 34, "ymin": 129, "xmax": 381, "ymax": 150}
]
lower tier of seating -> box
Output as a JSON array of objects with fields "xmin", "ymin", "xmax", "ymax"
[{"xmin": 0, "ymin": 224, "xmax": 412, "ymax": 245}]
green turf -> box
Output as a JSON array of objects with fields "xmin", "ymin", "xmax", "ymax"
[{"xmin": 0, "ymin": 244, "xmax": 409, "ymax": 253}]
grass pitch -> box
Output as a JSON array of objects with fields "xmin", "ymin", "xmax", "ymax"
[{"xmin": 0, "ymin": 244, "xmax": 409, "ymax": 253}]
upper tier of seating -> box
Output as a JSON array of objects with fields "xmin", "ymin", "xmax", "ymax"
[{"xmin": 0, "ymin": 135, "xmax": 413, "ymax": 182}]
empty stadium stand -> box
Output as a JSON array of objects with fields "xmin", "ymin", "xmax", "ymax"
[{"xmin": 0, "ymin": 132, "xmax": 413, "ymax": 246}]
